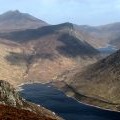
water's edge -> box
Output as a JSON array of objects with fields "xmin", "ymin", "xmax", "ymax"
[{"xmin": 17, "ymin": 81, "xmax": 120, "ymax": 113}]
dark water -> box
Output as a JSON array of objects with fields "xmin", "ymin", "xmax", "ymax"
[
  {"xmin": 20, "ymin": 83, "xmax": 120, "ymax": 120},
  {"xmin": 98, "ymin": 45, "xmax": 117, "ymax": 55}
]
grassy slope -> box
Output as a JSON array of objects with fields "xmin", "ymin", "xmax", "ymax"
[
  {"xmin": 0, "ymin": 40, "xmax": 27, "ymax": 85},
  {"xmin": 61, "ymin": 50, "xmax": 120, "ymax": 111}
]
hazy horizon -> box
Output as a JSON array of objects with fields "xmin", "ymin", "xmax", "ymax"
[{"xmin": 0, "ymin": 0, "xmax": 120, "ymax": 26}]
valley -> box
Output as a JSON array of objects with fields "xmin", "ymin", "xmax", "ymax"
[{"xmin": 0, "ymin": 10, "xmax": 120, "ymax": 120}]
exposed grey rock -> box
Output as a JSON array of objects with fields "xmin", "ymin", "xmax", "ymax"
[{"xmin": 0, "ymin": 80, "xmax": 23, "ymax": 107}]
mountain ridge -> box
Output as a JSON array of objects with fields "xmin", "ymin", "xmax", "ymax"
[{"xmin": 0, "ymin": 10, "xmax": 120, "ymax": 49}]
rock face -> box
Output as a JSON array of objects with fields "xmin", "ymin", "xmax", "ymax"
[
  {"xmin": 0, "ymin": 80, "xmax": 23, "ymax": 107},
  {"xmin": 0, "ymin": 80, "xmax": 63, "ymax": 120}
]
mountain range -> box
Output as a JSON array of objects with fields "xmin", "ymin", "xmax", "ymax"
[
  {"xmin": 0, "ymin": 11, "xmax": 99, "ymax": 85},
  {"xmin": 77, "ymin": 23, "xmax": 120, "ymax": 48},
  {"xmin": 0, "ymin": 10, "xmax": 120, "ymax": 113}
]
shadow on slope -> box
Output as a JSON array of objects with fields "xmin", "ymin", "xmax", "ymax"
[
  {"xmin": 56, "ymin": 34, "xmax": 99, "ymax": 58},
  {"xmin": 5, "ymin": 52, "xmax": 54, "ymax": 66},
  {"xmin": 0, "ymin": 23, "xmax": 73, "ymax": 42}
]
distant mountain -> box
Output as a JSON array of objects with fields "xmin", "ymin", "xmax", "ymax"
[
  {"xmin": 109, "ymin": 35, "xmax": 120, "ymax": 48},
  {"xmin": 77, "ymin": 22, "xmax": 120, "ymax": 48},
  {"xmin": 67, "ymin": 49, "xmax": 120, "ymax": 111},
  {"xmin": 0, "ymin": 23, "xmax": 99, "ymax": 85},
  {"xmin": 1, "ymin": 10, "xmax": 120, "ymax": 49},
  {"xmin": 0, "ymin": 10, "xmax": 48, "ymax": 32},
  {"xmin": 0, "ymin": 80, "xmax": 62, "ymax": 120}
]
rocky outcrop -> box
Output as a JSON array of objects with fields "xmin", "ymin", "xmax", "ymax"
[
  {"xmin": 0, "ymin": 80, "xmax": 23, "ymax": 107},
  {"xmin": 0, "ymin": 80, "xmax": 63, "ymax": 120}
]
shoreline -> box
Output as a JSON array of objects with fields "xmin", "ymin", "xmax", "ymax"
[
  {"xmin": 67, "ymin": 94, "xmax": 120, "ymax": 113},
  {"xmin": 16, "ymin": 81, "xmax": 51, "ymax": 91},
  {"xmin": 98, "ymin": 44, "xmax": 118, "ymax": 49},
  {"xmin": 17, "ymin": 82, "xmax": 120, "ymax": 113}
]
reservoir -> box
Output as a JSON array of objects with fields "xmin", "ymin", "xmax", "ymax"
[
  {"xmin": 20, "ymin": 83, "xmax": 120, "ymax": 120},
  {"xmin": 98, "ymin": 44, "xmax": 117, "ymax": 56}
]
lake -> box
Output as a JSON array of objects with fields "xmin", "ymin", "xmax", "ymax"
[
  {"xmin": 20, "ymin": 83, "xmax": 120, "ymax": 120},
  {"xmin": 98, "ymin": 44, "xmax": 117, "ymax": 56}
]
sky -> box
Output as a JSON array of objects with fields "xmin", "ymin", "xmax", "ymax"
[{"xmin": 0, "ymin": 0, "xmax": 120, "ymax": 26}]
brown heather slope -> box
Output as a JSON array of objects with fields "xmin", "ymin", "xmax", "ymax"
[
  {"xmin": 0, "ymin": 80, "xmax": 62, "ymax": 120},
  {"xmin": 0, "ymin": 23, "xmax": 99, "ymax": 85},
  {"xmin": 59, "ymin": 49, "xmax": 120, "ymax": 111},
  {"xmin": 0, "ymin": 39, "xmax": 26, "ymax": 85},
  {"xmin": 0, "ymin": 10, "xmax": 48, "ymax": 32},
  {"xmin": 0, "ymin": 105, "xmax": 56, "ymax": 120}
]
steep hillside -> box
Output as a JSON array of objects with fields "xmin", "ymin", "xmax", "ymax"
[
  {"xmin": 110, "ymin": 36, "xmax": 120, "ymax": 48},
  {"xmin": 64, "ymin": 49, "xmax": 120, "ymax": 111},
  {"xmin": 0, "ymin": 80, "xmax": 62, "ymax": 120},
  {"xmin": 77, "ymin": 22, "xmax": 120, "ymax": 48},
  {"xmin": 0, "ymin": 105, "xmax": 57, "ymax": 120},
  {"xmin": 0, "ymin": 10, "xmax": 48, "ymax": 32},
  {"xmin": 0, "ymin": 23, "xmax": 99, "ymax": 85},
  {"xmin": 0, "ymin": 40, "xmax": 26, "ymax": 85}
]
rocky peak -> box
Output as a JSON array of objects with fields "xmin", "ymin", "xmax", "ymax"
[{"xmin": 57, "ymin": 22, "xmax": 74, "ymax": 31}]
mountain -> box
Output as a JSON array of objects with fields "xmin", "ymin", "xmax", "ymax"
[
  {"xmin": 0, "ymin": 10, "xmax": 120, "ymax": 49},
  {"xmin": 0, "ymin": 23, "xmax": 99, "ymax": 56},
  {"xmin": 0, "ymin": 80, "xmax": 62, "ymax": 120},
  {"xmin": 60, "ymin": 49, "xmax": 120, "ymax": 111},
  {"xmin": 77, "ymin": 22, "xmax": 120, "ymax": 48},
  {"xmin": 0, "ymin": 10, "xmax": 48, "ymax": 32},
  {"xmin": 0, "ymin": 23, "xmax": 99, "ymax": 85},
  {"xmin": 110, "ymin": 36, "xmax": 120, "ymax": 48}
]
